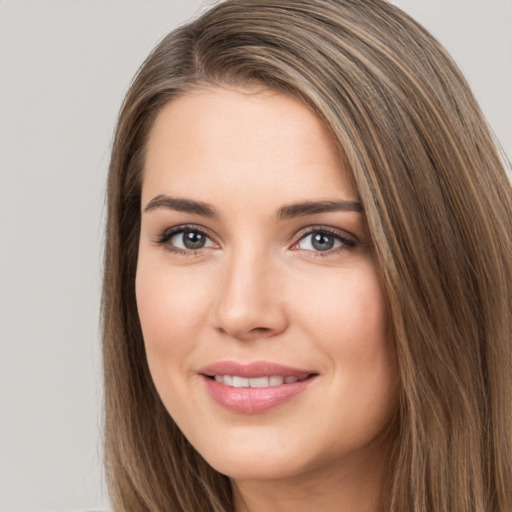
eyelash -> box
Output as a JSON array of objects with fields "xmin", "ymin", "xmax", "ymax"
[
  {"xmin": 154, "ymin": 224, "xmax": 214, "ymax": 257},
  {"xmin": 154, "ymin": 224, "xmax": 358, "ymax": 257},
  {"xmin": 293, "ymin": 226, "xmax": 357, "ymax": 258}
]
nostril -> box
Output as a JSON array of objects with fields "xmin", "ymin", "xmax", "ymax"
[
  {"xmin": 215, "ymin": 324, "xmax": 276, "ymax": 341},
  {"xmin": 250, "ymin": 327, "xmax": 272, "ymax": 334}
]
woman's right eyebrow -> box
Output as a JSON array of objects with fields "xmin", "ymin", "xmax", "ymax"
[{"xmin": 143, "ymin": 195, "xmax": 218, "ymax": 218}]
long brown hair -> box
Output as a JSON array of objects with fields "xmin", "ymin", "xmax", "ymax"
[{"xmin": 102, "ymin": 1, "xmax": 512, "ymax": 510}]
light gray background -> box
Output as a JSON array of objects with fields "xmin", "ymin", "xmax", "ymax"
[{"xmin": 0, "ymin": 1, "xmax": 510, "ymax": 511}]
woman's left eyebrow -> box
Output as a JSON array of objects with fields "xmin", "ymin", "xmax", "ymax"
[{"xmin": 276, "ymin": 200, "xmax": 363, "ymax": 220}]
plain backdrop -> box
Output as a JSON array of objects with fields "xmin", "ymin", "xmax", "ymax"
[{"xmin": 0, "ymin": 1, "xmax": 510, "ymax": 511}]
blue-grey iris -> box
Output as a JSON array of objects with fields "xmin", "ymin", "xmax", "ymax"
[
  {"xmin": 312, "ymin": 232, "xmax": 335, "ymax": 251},
  {"xmin": 183, "ymin": 230, "xmax": 206, "ymax": 249}
]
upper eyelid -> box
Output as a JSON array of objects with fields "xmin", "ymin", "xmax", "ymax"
[
  {"xmin": 294, "ymin": 225, "xmax": 358, "ymax": 243},
  {"xmin": 154, "ymin": 224, "xmax": 218, "ymax": 247},
  {"xmin": 162, "ymin": 223, "xmax": 214, "ymax": 238}
]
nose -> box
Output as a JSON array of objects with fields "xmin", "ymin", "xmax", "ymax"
[{"xmin": 213, "ymin": 249, "xmax": 289, "ymax": 341}]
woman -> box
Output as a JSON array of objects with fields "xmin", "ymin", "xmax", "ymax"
[{"xmin": 102, "ymin": 0, "xmax": 512, "ymax": 510}]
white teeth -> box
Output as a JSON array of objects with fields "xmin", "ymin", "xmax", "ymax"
[
  {"xmin": 212, "ymin": 375, "xmax": 302, "ymax": 387},
  {"xmin": 249, "ymin": 377, "xmax": 269, "ymax": 388},
  {"xmin": 232, "ymin": 376, "xmax": 250, "ymax": 388},
  {"xmin": 269, "ymin": 376, "xmax": 285, "ymax": 386}
]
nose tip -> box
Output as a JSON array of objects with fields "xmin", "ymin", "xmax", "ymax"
[{"xmin": 213, "ymin": 259, "xmax": 288, "ymax": 341}]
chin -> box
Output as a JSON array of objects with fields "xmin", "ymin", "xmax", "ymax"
[
  {"xmin": 208, "ymin": 453, "xmax": 307, "ymax": 481},
  {"xmin": 189, "ymin": 428, "xmax": 309, "ymax": 480}
]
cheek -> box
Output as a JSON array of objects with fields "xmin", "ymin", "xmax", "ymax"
[
  {"xmin": 298, "ymin": 259, "xmax": 397, "ymax": 420},
  {"xmin": 299, "ymin": 259, "xmax": 388, "ymax": 353},
  {"xmin": 135, "ymin": 261, "xmax": 212, "ymax": 379}
]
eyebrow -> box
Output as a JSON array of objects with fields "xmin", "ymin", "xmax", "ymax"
[
  {"xmin": 144, "ymin": 195, "xmax": 218, "ymax": 217},
  {"xmin": 276, "ymin": 200, "xmax": 363, "ymax": 219},
  {"xmin": 143, "ymin": 195, "xmax": 363, "ymax": 219}
]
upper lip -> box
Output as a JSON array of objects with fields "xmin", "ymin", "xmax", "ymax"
[{"xmin": 198, "ymin": 360, "xmax": 316, "ymax": 379}]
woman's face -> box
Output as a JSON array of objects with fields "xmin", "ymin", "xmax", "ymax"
[{"xmin": 136, "ymin": 87, "xmax": 398, "ymax": 483}]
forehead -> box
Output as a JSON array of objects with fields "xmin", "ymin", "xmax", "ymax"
[{"xmin": 142, "ymin": 86, "xmax": 357, "ymax": 206}]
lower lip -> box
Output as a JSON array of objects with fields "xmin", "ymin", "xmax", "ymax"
[{"xmin": 202, "ymin": 376, "xmax": 315, "ymax": 414}]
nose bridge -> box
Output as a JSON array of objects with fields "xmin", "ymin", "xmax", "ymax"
[{"xmin": 214, "ymin": 243, "xmax": 287, "ymax": 339}]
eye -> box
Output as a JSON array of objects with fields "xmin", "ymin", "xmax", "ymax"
[
  {"xmin": 171, "ymin": 229, "xmax": 213, "ymax": 250},
  {"xmin": 155, "ymin": 225, "xmax": 217, "ymax": 254},
  {"xmin": 294, "ymin": 229, "xmax": 356, "ymax": 253}
]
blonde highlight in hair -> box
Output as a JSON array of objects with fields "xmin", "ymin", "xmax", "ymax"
[{"xmin": 102, "ymin": 1, "xmax": 512, "ymax": 510}]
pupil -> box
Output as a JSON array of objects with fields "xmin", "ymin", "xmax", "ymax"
[
  {"xmin": 312, "ymin": 233, "xmax": 334, "ymax": 251},
  {"xmin": 183, "ymin": 231, "xmax": 205, "ymax": 249}
]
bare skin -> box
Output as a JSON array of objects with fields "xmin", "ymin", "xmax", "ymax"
[
  {"xmin": 136, "ymin": 86, "xmax": 398, "ymax": 512},
  {"xmin": 233, "ymin": 435, "xmax": 393, "ymax": 512}
]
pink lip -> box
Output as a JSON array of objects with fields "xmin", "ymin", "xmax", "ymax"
[{"xmin": 198, "ymin": 361, "xmax": 318, "ymax": 414}]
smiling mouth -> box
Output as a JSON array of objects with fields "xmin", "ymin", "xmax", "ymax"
[
  {"xmin": 202, "ymin": 372, "xmax": 318, "ymax": 414},
  {"xmin": 208, "ymin": 374, "xmax": 312, "ymax": 388},
  {"xmin": 198, "ymin": 361, "xmax": 318, "ymax": 413}
]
